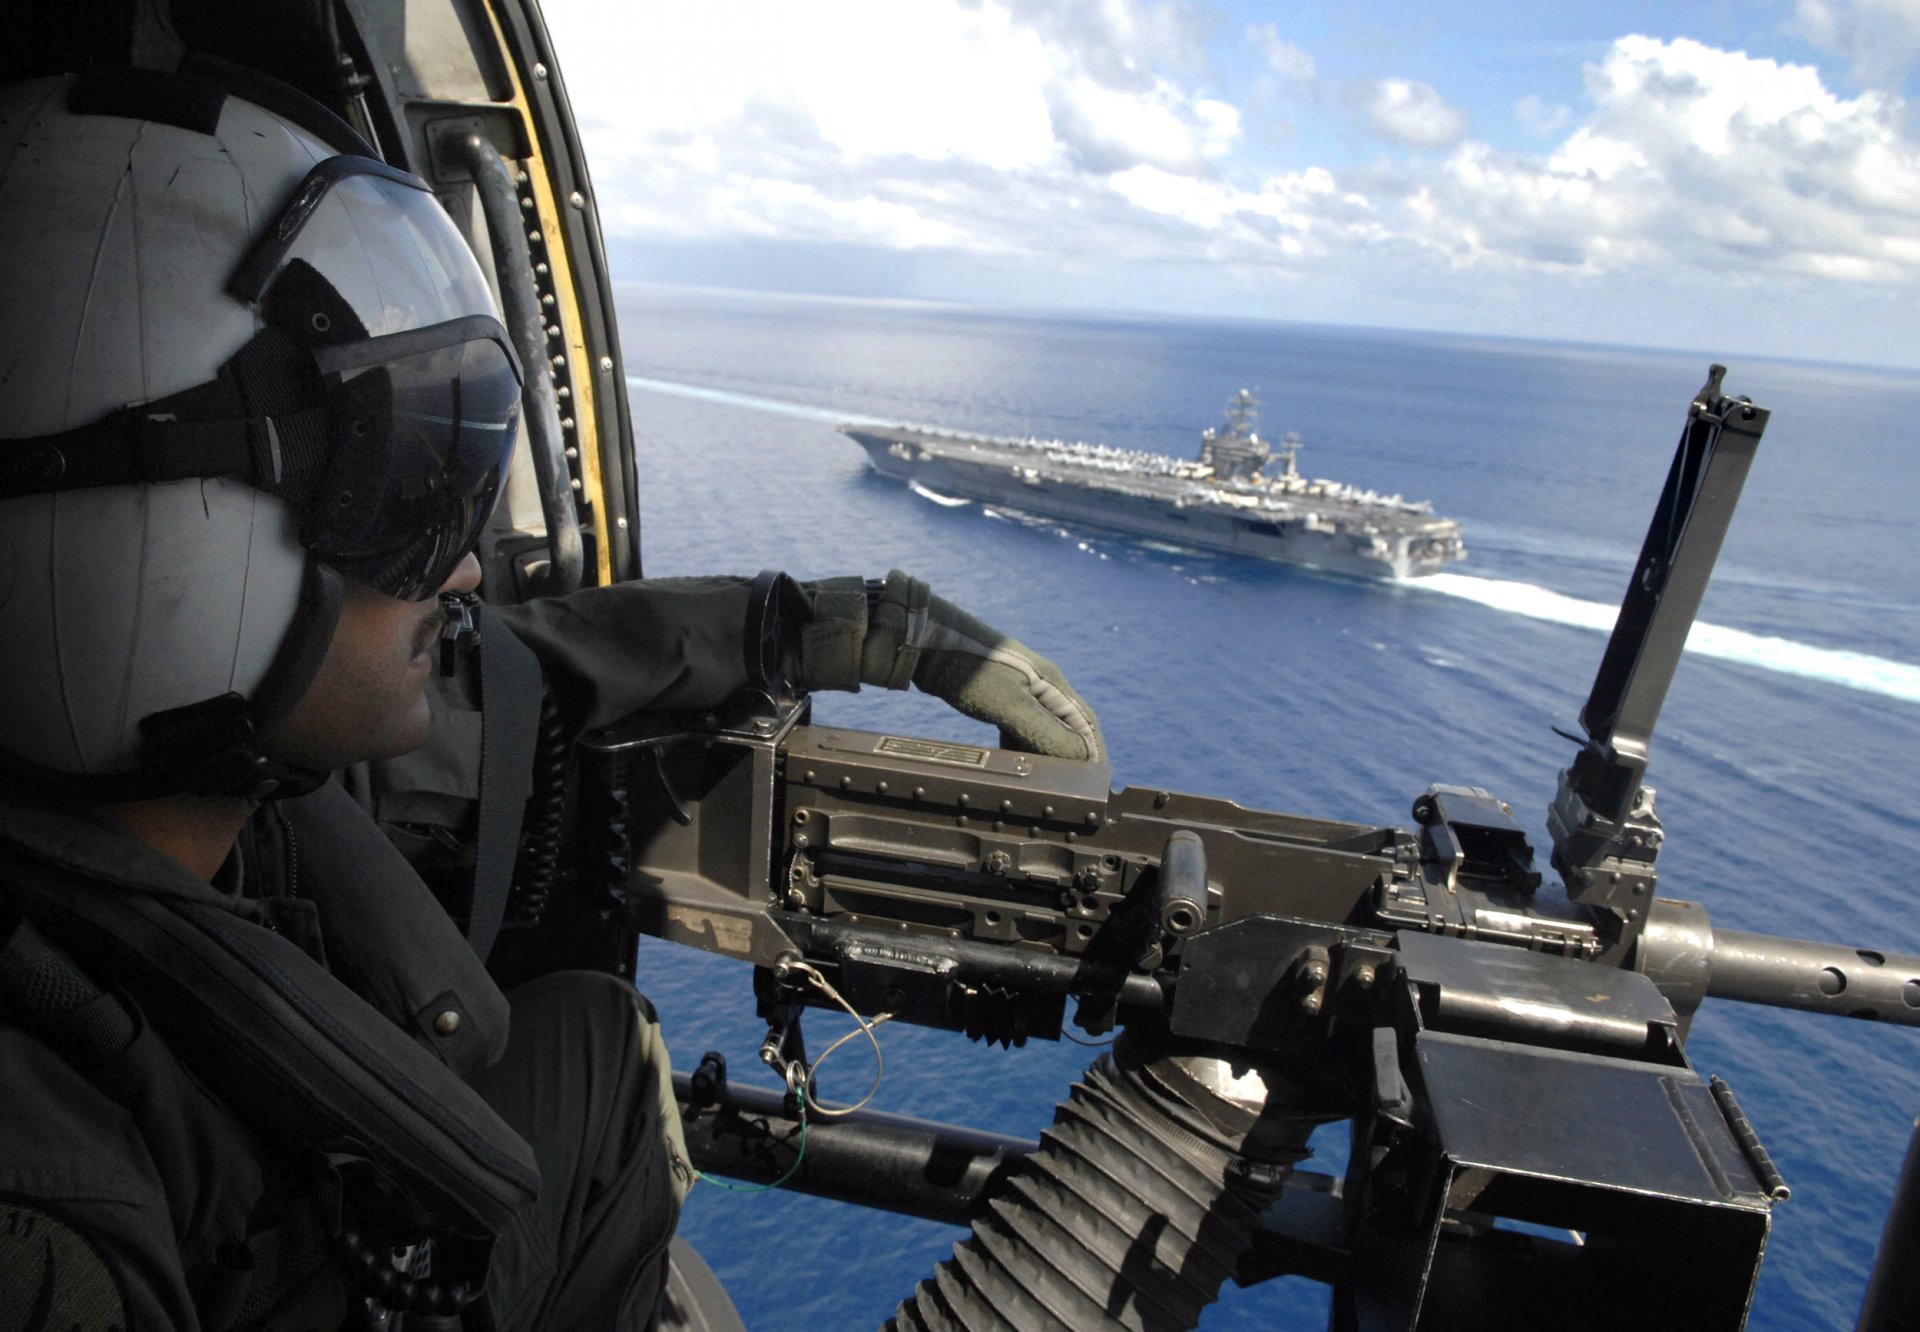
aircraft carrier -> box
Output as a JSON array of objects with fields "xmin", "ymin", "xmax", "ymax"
[{"xmin": 841, "ymin": 390, "xmax": 1466, "ymax": 579}]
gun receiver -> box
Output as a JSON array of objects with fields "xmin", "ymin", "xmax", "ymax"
[{"xmin": 590, "ymin": 367, "xmax": 1919, "ymax": 1327}]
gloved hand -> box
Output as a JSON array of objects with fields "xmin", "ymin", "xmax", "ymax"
[{"xmin": 798, "ymin": 571, "xmax": 1106, "ymax": 763}]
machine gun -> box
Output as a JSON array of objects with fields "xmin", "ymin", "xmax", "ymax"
[{"xmin": 567, "ymin": 368, "xmax": 1919, "ymax": 1329}]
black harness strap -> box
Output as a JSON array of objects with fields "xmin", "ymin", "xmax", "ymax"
[
  {"xmin": 0, "ymin": 324, "xmax": 331, "ymax": 503},
  {"xmin": 0, "ymin": 844, "xmax": 540, "ymax": 1233},
  {"xmin": 468, "ymin": 607, "xmax": 543, "ymax": 964}
]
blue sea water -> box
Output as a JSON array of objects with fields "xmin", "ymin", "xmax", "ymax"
[{"xmin": 613, "ymin": 283, "xmax": 1920, "ymax": 1330}]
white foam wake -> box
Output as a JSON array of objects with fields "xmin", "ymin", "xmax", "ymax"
[
  {"xmin": 908, "ymin": 481, "xmax": 971, "ymax": 507},
  {"xmin": 1416, "ymin": 573, "xmax": 1920, "ymax": 705},
  {"xmin": 626, "ymin": 375, "xmax": 884, "ymax": 427}
]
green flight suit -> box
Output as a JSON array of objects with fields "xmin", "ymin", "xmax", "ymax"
[
  {"xmin": 0, "ymin": 570, "xmax": 1103, "ymax": 1329},
  {"xmin": 0, "ymin": 577, "xmax": 789, "ymax": 1330}
]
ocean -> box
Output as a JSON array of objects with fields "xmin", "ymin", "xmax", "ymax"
[{"xmin": 612, "ymin": 283, "xmax": 1920, "ymax": 1330}]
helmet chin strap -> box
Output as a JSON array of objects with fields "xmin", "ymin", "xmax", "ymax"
[
  {"xmin": 0, "ymin": 559, "xmax": 347, "ymax": 805},
  {"xmin": 134, "ymin": 560, "xmax": 346, "ymax": 800},
  {"xmin": 135, "ymin": 695, "xmax": 332, "ymax": 801}
]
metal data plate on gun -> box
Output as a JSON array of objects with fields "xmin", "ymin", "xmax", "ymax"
[{"xmin": 784, "ymin": 727, "xmax": 1112, "ymax": 831}]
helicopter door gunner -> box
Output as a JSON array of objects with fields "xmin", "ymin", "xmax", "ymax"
[{"xmin": 0, "ymin": 70, "xmax": 1104, "ymax": 1330}]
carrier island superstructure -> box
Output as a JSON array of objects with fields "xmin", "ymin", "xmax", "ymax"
[{"xmin": 841, "ymin": 390, "xmax": 1466, "ymax": 579}]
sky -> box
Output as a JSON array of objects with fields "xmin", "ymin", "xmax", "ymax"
[{"xmin": 539, "ymin": 0, "xmax": 1920, "ymax": 368}]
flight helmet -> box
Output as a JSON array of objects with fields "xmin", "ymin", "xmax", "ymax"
[{"xmin": 0, "ymin": 69, "xmax": 521, "ymax": 800}]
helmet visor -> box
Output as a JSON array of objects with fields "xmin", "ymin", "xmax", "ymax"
[
  {"xmin": 235, "ymin": 156, "xmax": 520, "ymax": 599},
  {"xmin": 230, "ymin": 156, "xmax": 498, "ymax": 331},
  {"xmin": 306, "ymin": 316, "xmax": 522, "ymax": 600}
]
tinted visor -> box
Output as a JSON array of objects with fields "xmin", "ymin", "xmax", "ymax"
[
  {"xmin": 233, "ymin": 157, "xmax": 522, "ymax": 599},
  {"xmin": 305, "ymin": 317, "xmax": 522, "ymax": 600}
]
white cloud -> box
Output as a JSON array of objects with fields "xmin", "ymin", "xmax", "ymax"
[
  {"xmin": 556, "ymin": 1, "xmax": 1060, "ymax": 173},
  {"xmin": 548, "ymin": 0, "xmax": 1241, "ymax": 247},
  {"xmin": 1792, "ymin": 0, "xmax": 1920, "ymax": 89},
  {"xmin": 1355, "ymin": 79, "xmax": 1470, "ymax": 149},
  {"xmin": 1107, "ymin": 35, "xmax": 1920, "ymax": 290},
  {"xmin": 1515, "ymin": 94, "xmax": 1572, "ymax": 138},
  {"xmin": 1047, "ymin": 74, "xmax": 1240, "ymax": 172},
  {"xmin": 1395, "ymin": 36, "xmax": 1920, "ymax": 282},
  {"xmin": 544, "ymin": 3, "xmax": 1920, "ymax": 330},
  {"xmin": 1248, "ymin": 23, "xmax": 1316, "ymax": 84}
]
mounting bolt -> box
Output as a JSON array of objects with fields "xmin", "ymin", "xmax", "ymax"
[
  {"xmin": 569, "ymin": 190, "xmax": 586, "ymax": 210},
  {"xmin": 532, "ymin": 61, "xmax": 548, "ymax": 80},
  {"xmin": 1353, "ymin": 964, "xmax": 1378, "ymax": 990}
]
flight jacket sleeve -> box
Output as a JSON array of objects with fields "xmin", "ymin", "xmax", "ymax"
[{"xmin": 488, "ymin": 575, "xmax": 769, "ymax": 732}]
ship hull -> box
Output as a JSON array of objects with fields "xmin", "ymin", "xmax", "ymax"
[{"xmin": 847, "ymin": 431, "xmax": 1462, "ymax": 580}]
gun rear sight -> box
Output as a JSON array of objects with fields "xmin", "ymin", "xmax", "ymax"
[{"xmin": 1550, "ymin": 366, "xmax": 1769, "ymax": 945}]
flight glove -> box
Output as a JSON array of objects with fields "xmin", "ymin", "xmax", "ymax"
[
  {"xmin": 797, "ymin": 571, "xmax": 1106, "ymax": 763},
  {"xmin": 493, "ymin": 571, "xmax": 1105, "ymax": 763}
]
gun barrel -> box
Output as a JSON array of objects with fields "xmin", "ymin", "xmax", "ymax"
[{"xmin": 1708, "ymin": 928, "xmax": 1920, "ymax": 1027}]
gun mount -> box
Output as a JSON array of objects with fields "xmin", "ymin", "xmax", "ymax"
[{"xmin": 580, "ymin": 368, "xmax": 1918, "ymax": 1328}]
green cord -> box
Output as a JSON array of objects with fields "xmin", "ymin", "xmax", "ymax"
[{"xmin": 693, "ymin": 1085, "xmax": 810, "ymax": 1193}]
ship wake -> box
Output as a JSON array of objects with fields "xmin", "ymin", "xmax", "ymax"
[
  {"xmin": 1416, "ymin": 573, "xmax": 1920, "ymax": 706},
  {"xmin": 626, "ymin": 375, "xmax": 886, "ymax": 426},
  {"xmin": 908, "ymin": 481, "xmax": 972, "ymax": 507}
]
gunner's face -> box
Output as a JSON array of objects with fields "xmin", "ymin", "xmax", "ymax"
[{"xmin": 260, "ymin": 553, "xmax": 483, "ymax": 771}]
